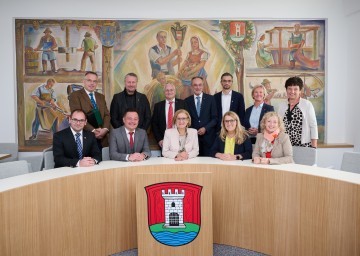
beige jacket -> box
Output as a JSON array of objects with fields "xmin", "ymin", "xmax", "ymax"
[{"xmin": 252, "ymin": 132, "xmax": 294, "ymax": 165}]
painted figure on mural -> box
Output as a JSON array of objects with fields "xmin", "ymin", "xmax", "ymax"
[
  {"xmin": 288, "ymin": 24, "xmax": 304, "ymax": 69},
  {"xmin": 80, "ymin": 31, "xmax": 98, "ymax": 72},
  {"xmin": 178, "ymin": 36, "xmax": 210, "ymax": 99},
  {"xmin": 255, "ymin": 33, "xmax": 274, "ymax": 68},
  {"xmin": 288, "ymin": 24, "xmax": 320, "ymax": 70},
  {"xmin": 148, "ymin": 30, "xmax": 182, "ymax": 79},
  {"xmin": 34, "ymin": 27, "xmax": 58, "ymax": 73},
  {"xmin": 261, "ymin": 79, "xmax": 278, "ymax": 105},
  {"xmin": 29, "ymin": 78, "xmax": 63, "ymax": 140}
]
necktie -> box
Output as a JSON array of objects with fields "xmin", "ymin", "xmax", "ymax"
[
  {"xmin": 196, "ymin": 96, "xmax": 201, "ymax": 117},
  {"xmin": 167, "ymin": 101, "xmax": 173, "ymax": 129},
  {"xmin": 75, "ymin": 133, "xmax": 83, "ymax": 159},
  {"xmin": 89, "ymin": 92, "xmax": 98, "ymax": 109},
  {"xmin": 129, "ymin": 132, "xmax": 134, "ymax": 148}
]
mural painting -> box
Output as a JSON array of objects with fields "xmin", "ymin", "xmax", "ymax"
[{"xmin": 15, "ymin": 19, "xmax": 325, "ymax": 149}]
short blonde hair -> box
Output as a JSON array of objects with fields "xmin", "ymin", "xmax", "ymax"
[
  {"xmin": 173, "ymin": 109, "xmax": 191, "ymax": 127},
  {"xmin": 220, "ymin": 111, "xmax": 248, "ymax": 144},
  {"xmin": 260, "ymin": 112, "xmax": 285, "ymax": 133},
  {"xmin": 251, "ymin": 84, "xmax": 266, "ymax": 99}
]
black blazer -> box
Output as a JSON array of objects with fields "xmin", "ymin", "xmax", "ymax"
[
  {"xmin": 209, "ymin": 136, "xmax": 252, "ymax": 160},
  {"xmin": 243, "ymin": 103, "xmax": 275, "ymax": 131},
  {"xmin": 53, "ymin": 127, "xmax": 102, "ymax": 168},
  {"xmin": 151, "ymin": 98, "xmax": 188, "ymax": 143},
  {"xmin": 185, "ymin": 93, "xmax": 217, "ymax": 147},
  {"xmin": 214, "ymin": 90, "xmax": 245, "ymax": 131},
  {"xmin": 110, "ymin": 90, "xmax": 151, "ymax": 130}
]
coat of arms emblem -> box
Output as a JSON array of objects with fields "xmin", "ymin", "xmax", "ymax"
[{"xmin": 145, "ymin": 182, "xmax": 202, "ymax": 246}]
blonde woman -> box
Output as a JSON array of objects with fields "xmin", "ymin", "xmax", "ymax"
[
  {"xmin": 210, "ymin": 111, "xmax": 252, "ymax": 161},
  {"xmin": 244, "ymin": 84, "xmax": 274, "ymax": 144},
  {"xmin": 252, "ymin": 112, "xmax": 293, "ymax": 164},
  {"xmin": 162, "ymin": 109, "xmax": 199, "ymax": 161}
]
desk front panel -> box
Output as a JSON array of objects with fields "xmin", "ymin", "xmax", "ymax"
[{"xmin": 0, "ymin": 162, "xmax": 359, "ymax": 255}]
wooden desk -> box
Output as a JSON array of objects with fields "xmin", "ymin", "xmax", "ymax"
[
  {"xmin": 0, "ymin": 158, "xmax": 359, "ymax": 256},
  {"xmin": 0, "ymin": 154, "xmax": 11, "ymax": 160}
]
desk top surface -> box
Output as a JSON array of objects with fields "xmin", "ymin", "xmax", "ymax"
[{"xmin": 1, "ymin": 157, "xmax": 359, "ymax": 192}]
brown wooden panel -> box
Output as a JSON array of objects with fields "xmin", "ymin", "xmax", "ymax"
[{"xmin": 0, "ymin": 163, "xmax": 359, "ymax": 255}]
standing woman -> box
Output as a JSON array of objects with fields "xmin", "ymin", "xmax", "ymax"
[
  {"xmin": 278, "ymin": 76, "xmax": 318, "ymax": 148},
  {"xmin": 210, "ymin": 111, "xmax": 252, "ymax": 161},
  {"xmin": 252, "ymin": 112, "xmax": 293, "ymax": 165},
  {"xmin": 162, "ymin": 109, "xmax": 199, "ymax": 161},
  {"xmin": 244, "ymin": 84, "xmax": 274, "ymax": 144}
]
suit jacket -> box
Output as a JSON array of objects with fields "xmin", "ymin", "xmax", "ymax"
[
  {"xmin": 209, "ymin": 136, "xmax": 252, "ymax": 160},
  {"xmin": 53, "ymin": 127, "xmax": 102, "ymax": 168},
  {"xmin": 162, "ymin": 128, "xmax": 199, "ymax": 159},
  {"xmin": 185, "ymin": 94, "xmax": 218, "ymax": 148},
  {"xmin": 214, "ymin": 90, "xmax": 245, "ymax": 130},
  {"xmin": 109, "ymin": 126, "xmax": 151, "ymax": 161},
  {"xmin": 69, "ymin": 88, "xmax": 110, "ymax": 147},
  {"xmin": 110, "ymin": 90, "xmax": 151, "ymax": 130},
  {"xmin": 252, "ymin": 132, "xmax": 294, "ymax": 164},
  {"xmin": 151, "ymin": 99, "xmax": 188, "ymax": 143},
  {"xmin": 244, "ymin": 103, "xmax": 275, "ymax": 131}
]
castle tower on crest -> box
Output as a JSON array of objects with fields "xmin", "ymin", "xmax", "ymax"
[{"xmin": 162, "ymin": 189, "xmax": 186, "ymax": 228}]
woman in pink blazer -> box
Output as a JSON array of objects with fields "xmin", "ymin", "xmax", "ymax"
[{"xmin": 162, "ymin": 109, "xmax": 199, "ymax": 161}]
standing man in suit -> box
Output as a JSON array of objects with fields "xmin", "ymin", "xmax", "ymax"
[
  {"xmin": 109, "ymin": 108, "xmax": 151, "ymax": 162},
  {"xmin": 53, "ymin": 109, "xmax": 101, "ymax": 168},
  {"xmin": 214, "ymin": 72, "xmax": 245, "ymax": 131},
  {"xmin": 110, "ymin": 73, "xmax": 151, "ymax": 130},
  {"xmin": 152, "ymin": 83, "xmax": 187, "ymax": 148},
  {"xmin": 185, "ymin": 76, "xmax": 217, "ymax": 156},
  {"xmin": 69, "ymin": 71, "xmax": 110, "ymax": 148}
]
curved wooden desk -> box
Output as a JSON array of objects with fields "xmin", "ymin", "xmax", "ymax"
[{"xmin": 0, "ymin": 158, "xmax": 359, "ymax": 255}]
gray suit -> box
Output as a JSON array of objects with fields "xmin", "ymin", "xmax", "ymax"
[{"xmin": 109, "ymin": 126, "xmax": 151, "ymax": 161}]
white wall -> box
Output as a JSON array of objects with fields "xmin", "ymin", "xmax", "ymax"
[{"xmin": 0, "ymin": 0, "xmax": 357, "ymax": 154}]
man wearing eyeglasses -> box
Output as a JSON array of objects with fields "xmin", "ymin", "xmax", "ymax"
[
  {"xmin": 69, "ymin": 71, "xmax": 110, "ymax": 148},
  {"xmin": 151, "ymin": 83, "xmax": 187, "ymax": 148},
  {"xmin": 53, "ymin": 109, "xmax": 101, "ymax": 168},
  {"xmin": 185, "ymin": 76, "xmax": 217, "ymax": 156},
  {"xmin": 214, "ymin": 72, "xmax": 245, "ymax": 131}
]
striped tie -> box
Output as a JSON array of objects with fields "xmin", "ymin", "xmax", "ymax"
[
  {"xmin": 75, "ymin": 133, "xmax": 83, "ymax": 159},
  {"xmin": 89, "ymin": 92, "xmax": 98, "ymax": 109}
]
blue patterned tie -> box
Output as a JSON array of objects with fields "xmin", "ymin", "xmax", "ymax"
[
  {"xmin": 75, "ymin": 133, "xmax": 83, "ymax": 159},
  {"xmin": 89, "ymin": 92, "xmax": 98, "ymax": 109},
  {"xmin": 196, "ymin": 96, "xmax": 201, "ymax": 117}
]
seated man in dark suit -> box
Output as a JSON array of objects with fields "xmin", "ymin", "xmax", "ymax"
[
  {"xmin": 109, "ymin": 108, "xmax": 151, "ymax": 162},
  {"xmin": 152, "ymin": 82, "xmax": 187, "ymax": 148},
  {"xmin": 53, "ymin": 109, "xmax": 102, "ymax": 168},
  {"xmin": 185, "ymin": 76, "xmax": 217, "ymax": 156}
]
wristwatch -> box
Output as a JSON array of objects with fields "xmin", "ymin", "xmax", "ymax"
[{"xmin": 236, "ymin": 155, "xmax": 242, "ymax": 160}]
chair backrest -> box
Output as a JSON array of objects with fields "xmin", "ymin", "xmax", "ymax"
[
  {"xmin": 0, "ymin": 160, "xmax": 30, "ymax": 179},
  {"xmin": 340, "ymin": 152, "xmax": 360, "ymax": 174},
  {"xmin": 0, "ymin": 143, "xmax": 18, "ymax": 162},
  {"xmin": 43, "ymin": 146, "xmax": 55, "ymax": 170},
  {"xmin": 292, "ymin": 146, "xmax": 317, "ymax": 166},
  {"xmin": 102, "ymin": 147, "xmax": 110, "ymax": 161}
]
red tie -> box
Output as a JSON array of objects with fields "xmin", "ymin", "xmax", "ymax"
[
  {"xmin": 168, "ymin": 101, "xmax": 173, "ymax": 129},
  {"xmin": 129, "ymin": 132, "xmax": 134, "ymax": 148}
]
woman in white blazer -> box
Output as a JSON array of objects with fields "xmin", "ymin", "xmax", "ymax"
[{"xmin": 162, "ymin": 109, "xmax": 199, "ymax": 160}]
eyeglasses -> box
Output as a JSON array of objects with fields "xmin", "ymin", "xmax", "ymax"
[
  {"xmin": 224, "ymin": 119, "xmax": 236, "ymax": 124},
  {"xmin": 71, "ymin": 118, "xmax": 86, "ymax": 124},
  {"xmin": 176, "ymin": 117, "xmax": 188, "ymax": 121},
  {"xmin": 85, "ymin": 79, "xmax": 98, "ymax": 84}
]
